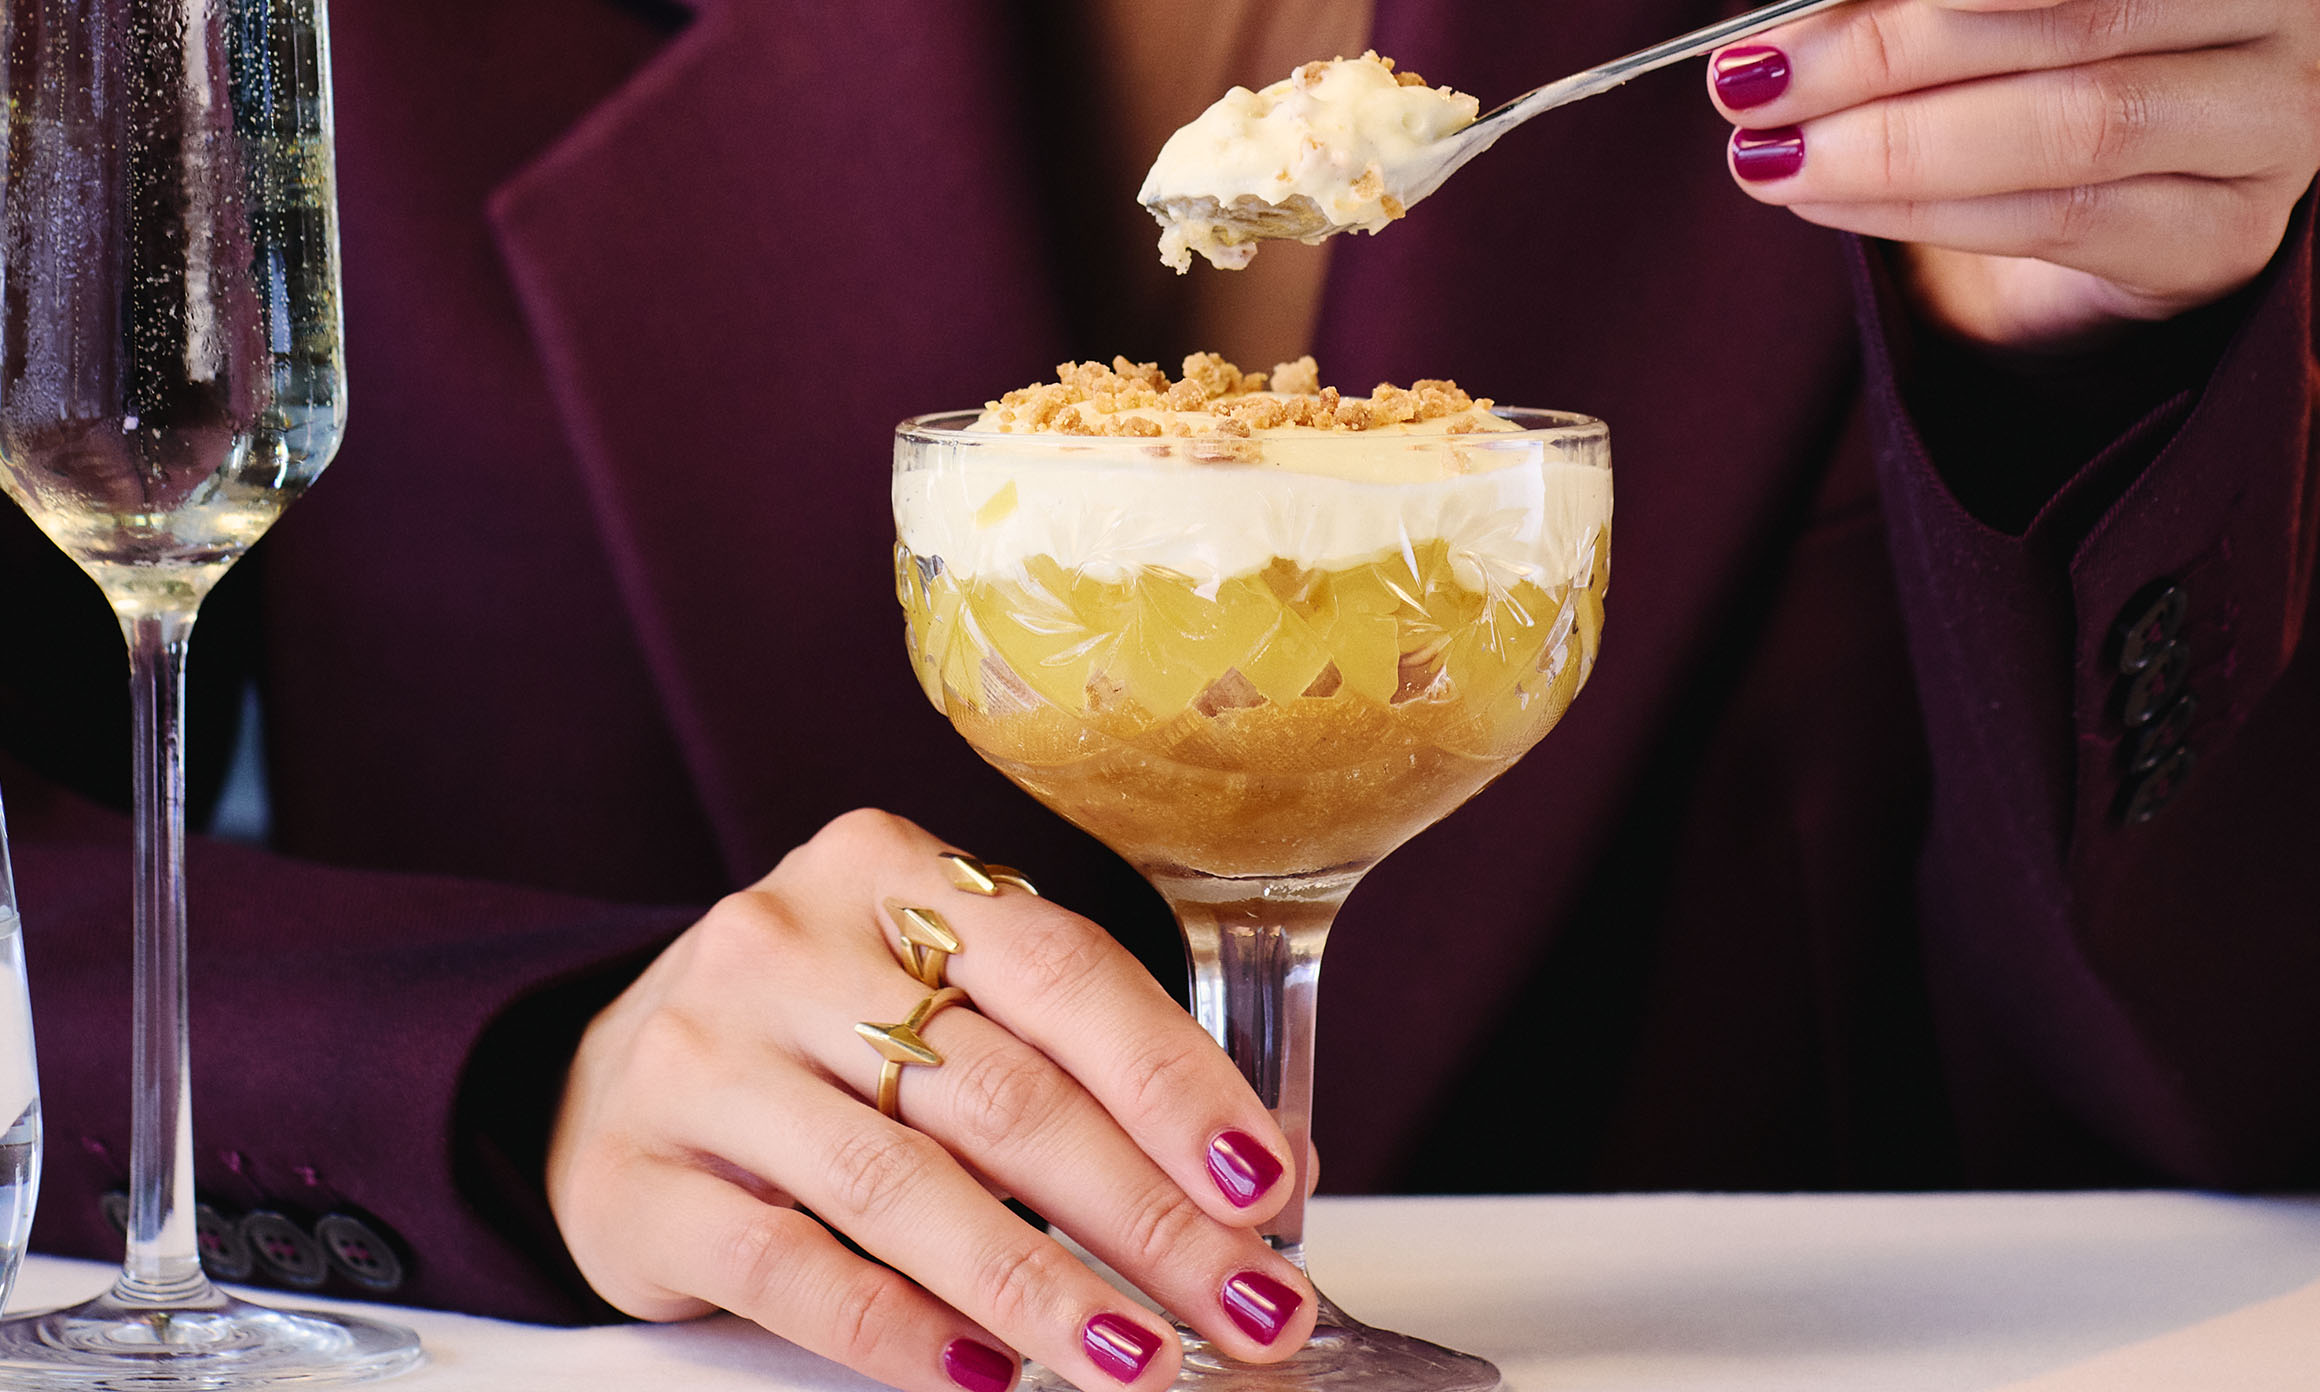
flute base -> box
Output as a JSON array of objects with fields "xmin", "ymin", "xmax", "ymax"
[
  {"xmin": 1026, "ymin": 1294, "xmax": 1500, "ymax": 1392},
  {"xmin": 0, "ymin": 1282, "xmax": 423, "ymax": 1388}
]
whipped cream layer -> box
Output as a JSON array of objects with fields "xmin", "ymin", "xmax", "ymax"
[
  {"xmin": 1140, "ymin": 52, "xmax": 1479, "ymax": 272},
  {"xmin": 895, "ymin": 417, "xmax": 1610, "ymax": 593}
]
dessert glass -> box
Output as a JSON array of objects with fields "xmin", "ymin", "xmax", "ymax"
[{"xmin": 894, "ymin": 406, "xmax": 1609, "ymax": 1391}]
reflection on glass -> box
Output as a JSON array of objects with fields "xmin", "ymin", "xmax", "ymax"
[{"xmin": 1, "ymin": 789, "xmax": 38, "ymax": 1317}]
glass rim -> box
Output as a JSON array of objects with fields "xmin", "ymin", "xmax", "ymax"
[{"xmin": 896, "ymin": 405, "xmax": 1609, "ymax": 452}]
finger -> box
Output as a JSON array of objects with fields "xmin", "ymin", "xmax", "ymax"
[
  {"xmin": 1783, "ymin": 173, "xmax": 2296, "ymax": 309},
  {"xmin": 778, "ymin": 811, "xmax": 1300, "ymax": 1227},
  {"xmin": 1707, "ymin": 0, "xmax": 2276, "ymax": 124},
  {"xmin": 675, "ymin": 1051, "xmax": 1186, "ymax": 1391},
  {"xmin": 834, "ymin": 999, "xmax": 1317, "ymax": 1361},
  {"xmin": 1728, "ymin": 50, "xmax": 2308, "ymax": 206},
  {"xmin": 619, "ymin": 1164, "xmax": 1025, "ymax": 1392},
  {"xmin": 893, "ymin": 876, "xmax": 1300, "ymax": 1227}
]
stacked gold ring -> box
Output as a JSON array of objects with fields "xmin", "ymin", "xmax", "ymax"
[
  {"xmin": 855, "ymin": 987, "xmax": 972, "ymax": 1119},
  {"xmin": 936, "ymin": 851, "xmax": 1040, "ymax": 900},
  {"xmin": 857, "ymin": 852, "xmax": 1042, "ymax": 1120},
  {"xmin": 885, "ymin": 900, "xmax": 963, "ymax": 989}
]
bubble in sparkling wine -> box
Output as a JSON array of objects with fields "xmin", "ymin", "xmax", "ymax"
[{"xmin": 0, "ymin": 0, "xmax": 346, "ymax": 614}]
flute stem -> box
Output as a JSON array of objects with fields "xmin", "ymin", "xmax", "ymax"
[{"xmin": 116, "ymin": 605, "xmax": 211, "ymax": 1305}]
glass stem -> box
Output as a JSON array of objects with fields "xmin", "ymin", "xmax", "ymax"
[
  {"xmin": 1172, "ymin": 875, "xmax": 1353, "ymax": 1272},
  {"xmin": 116, "ymin": 606, "xmax": 211, "ymax": 1304}
]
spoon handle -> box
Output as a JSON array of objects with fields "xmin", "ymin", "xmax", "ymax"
[
  {"xmin": 1429, "ymin": 0, "xmax": 1860, "ymax": 189},
  {"xmin": 1392, "ymin": 0, "xmax": 1865, "ymax": 200}
]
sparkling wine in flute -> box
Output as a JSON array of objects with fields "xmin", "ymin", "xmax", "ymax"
[
  {"xmin": 0, "ymin": 0, "xmax": 344, "ymax": 609},
  {"xmin": 0, "ymin": 0, "xmax": 421, "ymax": 1383}
]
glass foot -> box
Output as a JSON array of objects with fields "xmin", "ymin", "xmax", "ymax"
[
  {"xmin": 1027, "ymin": 1295, "xmax": 1499, "ymax": 1392},
  {"xmin": 0, "ymin": 1281, "xmax": 424, "ymax": 1389}
]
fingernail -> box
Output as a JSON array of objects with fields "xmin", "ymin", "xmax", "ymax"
[
  {"xmin": 1732, "ymin": 125, "xmax": 1806, "ymax": 182},
  {"xmin": 1206, "ymin": 1130, "xmax": 1285, "ymax": 1209},
  {"xmin": 1220, "ymin": 1270, "xmax": 1304, "ymax": 1346},
  {"xmin": 1713, "ymin": 46, "xmax": 1790, "ymax": 110},
  {"xmin": 1082, "ymin": 1313, "xmax": 1164, "ymax": 1384},
  {"xmin": 943, "ymin": 1338, "xmax": 1017, "ymax": 1392}
]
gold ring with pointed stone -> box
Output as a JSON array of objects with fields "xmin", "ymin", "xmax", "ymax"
[
  {"xmin": 937, "ymin": 851, "xmax": 1040, "ymax": 899},
  {"xmin": 856, "ymin": 986, "xmax": 972, "ymax": 1120},
  {"xmin": 884, "ymin": 899, "xmax": 962, "ymax": 988}
]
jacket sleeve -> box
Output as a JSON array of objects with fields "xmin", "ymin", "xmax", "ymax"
[
  {"xmin": 6, "ymin": 758, "xmax": 693, "ymax": 1324},
  {"xmin": 1854, "ymin": 193, "xmax": 2320, "ymax": 1187}
]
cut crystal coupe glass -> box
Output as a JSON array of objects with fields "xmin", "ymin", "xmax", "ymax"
[
  {"xmin": 894, "ymin": 406, "xmax": 1610, "ymax": 1390},
  {"xmin": 0, "ymin": 0, "xmax": 421, "ymax": 1383}
]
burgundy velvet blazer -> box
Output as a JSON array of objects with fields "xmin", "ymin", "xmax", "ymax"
[{"xmin": 5, "ymin": 0, "xmax": 2316, "ymax": 1324}]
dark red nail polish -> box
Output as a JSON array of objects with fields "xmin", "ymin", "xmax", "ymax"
[
  {"xmin": 943, "ymin": 1338, "xmax": 1016, "ymax": 1392},
  {"xmin": 1083, "ymin": 1314, "xmax": 1163, "ymax": 1384},
  {"xmin": 1732, "ymin": 126, "xmax": 1806, "ymax": 182},
  {"xmin": 1713, "ymin": 46, "xmax": 1790, "ymax": 110},
  {"xmin": 1220, "ymin": 1270, "xmax": 1304, "ymax": 1346},
  {"xmin": 1206, "ymin": 1131, "xmax": 1285, "ymax": 1209}
]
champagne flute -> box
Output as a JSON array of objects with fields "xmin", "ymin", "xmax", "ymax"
[
  {"xmin": 0, "ymin": 0, "xmax": 421, "ymax": 1382},
  {"xmin": 894, "ymin": 402, "xmax": 1610, "ymax": 1391}
]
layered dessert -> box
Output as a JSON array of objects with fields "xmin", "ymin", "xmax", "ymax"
[
  {"xmin": 1140, "ymin": 52, "xmax": 1479, "ymax": 273},
  {"xmin": 894, "ymin": 355, "xmax": 1609, "ymax": 881}
]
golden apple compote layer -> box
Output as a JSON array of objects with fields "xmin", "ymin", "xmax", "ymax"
[{"xmin": 898, "ymin": 532, "xmax": 1607, "ymax": 879}]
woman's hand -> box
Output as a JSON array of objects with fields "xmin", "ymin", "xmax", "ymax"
[
  {"xmin": 548, "ymin": 809, "xmax": 1315, "ymax": 1392},
  {"xmin": 1707, "ymin": 0, "xmax": 2320, "ymax": 349}
]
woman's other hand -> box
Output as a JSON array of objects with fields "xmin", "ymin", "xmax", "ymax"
[
  {"xmin": 547, "ymin": 809, "xmax": 1314, "ymax": 1392},
  {"xmin": 1706, "ymin": 0, "xmax": 2320, "ymax": 349}
]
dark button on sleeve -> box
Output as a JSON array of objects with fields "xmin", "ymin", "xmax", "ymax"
[
  {"xmin": 99, "ymin": 1190, "xmax": 130, "ymax": 1237},
  {"xmin": 195, "ymin": 1201, "xmax": 255, "ymax": 1281},
  {"xmin": 2123, "ymin": 746, "xmax": 2198, "ymax": 824},
  {"xmin": 240, "ymin": 1210, "xmax": 329, "ymax": 1289},
  {"xmin": 315, "ymin": 1213, "xmax": 407, "ymax": 1294},
  {"xmin": 2120, "ymin": 641, "xmax": 2192, "ymax": 727},
  {"xmin": 2113, "ymin": 583, "xmax": 2188, "ymax": 673}
]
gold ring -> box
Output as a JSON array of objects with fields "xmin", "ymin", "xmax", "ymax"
[
  {"xmin": 855, "ymin": 986, "xmax": 972, "ymax": 1120},
  {"xmin": 937, "ymin": 851, "xmax": 1040, "ymax": 899},
  {"xmin": 884, "ymin": 900, "xmax": 962, "ymax": 988},
  {"xmin": 881, "ymin": 856, "xmax": 1037, "ymax": 990}
]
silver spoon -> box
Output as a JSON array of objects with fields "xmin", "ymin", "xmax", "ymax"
[{"xmin": 1146, "ymin": 0, "xmax": 1861, "ymax": 246}]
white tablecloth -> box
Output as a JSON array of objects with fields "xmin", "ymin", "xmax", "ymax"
[{"xmin": 12, "ymin": 1192, "xmax": 2320, "ymax": 1390}]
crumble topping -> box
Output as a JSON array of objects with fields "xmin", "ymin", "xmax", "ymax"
[{"xmin": 973, "ymin": 354, "xmax": 1496, "ymax": 442}]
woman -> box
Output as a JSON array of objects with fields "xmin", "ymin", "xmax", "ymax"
[{"xmin": 8, "ymin": 1, "xmax": 2316, "ymax": 1391}]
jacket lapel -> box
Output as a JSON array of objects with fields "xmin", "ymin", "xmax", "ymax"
[{"xmin": 488, "ymin": 0, "xmax": 1069, "ymax": 878}]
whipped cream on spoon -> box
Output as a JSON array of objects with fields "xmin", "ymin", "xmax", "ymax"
[{"xmin": 1142, "ymin": 0, "xmax": 1860, "ymax": 271}]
